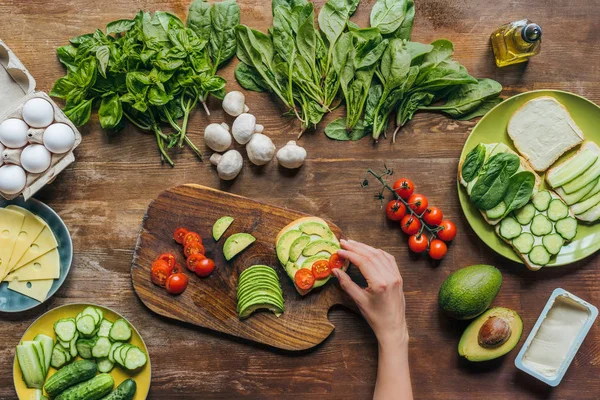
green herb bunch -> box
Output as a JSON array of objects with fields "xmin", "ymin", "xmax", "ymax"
[{"xmin": 50, "ymin": 0, "xmax": 240, "ymax": 166}]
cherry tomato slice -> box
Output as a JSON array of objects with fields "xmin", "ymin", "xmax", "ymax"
[
  {"xmin": 385, "ymin": 200, "xmax": 407, "ymax": 221},
  {"xmin": 295, "ymin": 268, "xmax": 315, "ymax": 290},
  {"xmin": 165, "ymin": 273, "xmax": 189, "ymax": 295},
  {"xmin": 151, "ymin": 260, "xmax": 173, "ymax": 287},
  {"xmin": 428, "ymin": 239, "xmax": 447, "ymax": 260},
  {"xmin": 195, "ymin": 258, "xmax": 216, "ymax": 277},
  {"xmin": 393, "ymin": 178, "xmax": 415, "ymax": 200},
  {"xmin": 157, "ymin": 252, "xmax": 176, "ymax": 268},
  {"xmin": 174, "ymin": 228, "xmax": 189, "ymax": 244},
  {"xmin": 186, "ymin": 253, "xmax": 207, "ymax": 272},
  {"xmin": 407, "ymin": 194, "xmax": 429, "ymax": 214},
  {"xmin": 184, "ymin": 241, "xmax": 205, "ymax": 258},
  {"xmin": 172, "ymin": 263, "xmax": 183, "ymax": 275},
  {"xmin": 312, "ymin": 260, "xmax": 331, "ymax": 279},
  {"xmin": 423, "ymin": 207, "xmax": 443, "ymax": 226},
  {"xmin": 437, "ymin": 220, "xmax": 457, "ymax": 242},
  {"xmin": 183, "ymin": 231, "xmax": 202, "ymax": 245},
  {"xmin": 400, "ymin": 215, "xmax": 421, "ymax": 235},
  {"xmin": 408, "ymin": 234, "xmax": 428, "ymax": 253},
  {"xmin": 329, "ymin": 253, "xmax": 345, "ymax": 270}
]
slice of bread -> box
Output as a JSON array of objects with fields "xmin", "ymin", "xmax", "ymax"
[{"xmin": 507, "ymin": 97, "xmax": 584, "ymax": 172}]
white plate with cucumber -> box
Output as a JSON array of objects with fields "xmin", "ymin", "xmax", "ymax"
[{"xmin": 13, "ymin": 303, "xmax": 150, "ymax": 400}]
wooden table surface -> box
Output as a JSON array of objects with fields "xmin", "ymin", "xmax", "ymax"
[{"xmin": 1, "ymin": 0, "xmax": 599, "ymax": 399}]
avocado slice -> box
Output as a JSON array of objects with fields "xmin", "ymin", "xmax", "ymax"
[
  {"xmin": 276, "ymin": 230, "xmax": 303, "ymax": 264},
  {"xmin": 238, "ymin": 276, "xmax": 282, "ymax": 295},
  {"xmin": 289, "ymin": 236, "xmax": 311, "ymax": 262},
  {"xmin": 302, "ymin": 240, "xmax": 340, "ymax": 257},
  {"xmin": 237, "ymin": 283, "xmax": 282, "ymax": 302},
  {"xmin": 298, "ymin": 222, "xmax": 335, "ymax": 241},
  {"xmin": 239, "ymin": 265, "xmax": 278, "ymax": 280},
  {"xmin": 223, "ymin": 233, "xmax": 256, "ymax": 261},
  {"xmin": 284, "ymin": 262, "xmax": 299, "ymax": 281},
  {"xmin": 239, "ymin": 301, "xmax": 284, "ymax": 319},
  {"xmin": 458, "ymin": 307, "xmax": 523, "ymax": 362},
  {"xmin": 213, "ymin": 216, "xmax": 234, "ymax": 241},
  {"xmin": 237, "ymin": 291, "xmax": 284, "ymax": 312}
]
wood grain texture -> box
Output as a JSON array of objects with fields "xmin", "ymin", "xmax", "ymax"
[
  {"xmin": 131, "ymin": 184, "xmax": 356, "ymax": 351},
  {"xmin": 0, "ymin": 0, "xmax": 598, "ymax": 399}
]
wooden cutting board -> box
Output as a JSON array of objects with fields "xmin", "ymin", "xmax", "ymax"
[{"xmin": 131, "ymin": 184, "xmax": 358, "ymax": 351}]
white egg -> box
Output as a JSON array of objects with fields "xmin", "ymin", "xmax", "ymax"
[
  {"xmin": 43, "ymin": 123, "xmax": 75, "ymax": 154},
  {"xmin": 0, "ymin": 164, "xmax": 27, "ymax": 194},
  {"xmin": 0, "ymin": 118, "xmax": 29, "ymax": 148},
  {"xmin": 0, "ymin": 142, "xmax": 4, "ymax": 166},
  {"xmin": 20, "ymin": 144, "xmax": 52, "ymax": 174},
  {"xmin": 22, "ymin": 98, "xmax": 55, "ymax": 128}
]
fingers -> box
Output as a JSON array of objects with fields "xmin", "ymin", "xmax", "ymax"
[
  {"xmin": 341, "ymin": 239, "xmax": 397, "ymax": 277},
  {"xmin": 332, "ymin": 268, "xmax": 365, "ymax": 304},
  {"xmin": 337, "ymin": 246, "xmax": 382, "ymax": 284}
]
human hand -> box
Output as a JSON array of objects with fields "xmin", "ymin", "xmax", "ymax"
[{"xmin": 332, "ymin": 239, "xmax": 409, "ymax": 347}]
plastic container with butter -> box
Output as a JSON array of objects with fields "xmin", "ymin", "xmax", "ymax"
[{"xmin": 515, "ymin": 288, "xmax": 598, "ymax": 386}]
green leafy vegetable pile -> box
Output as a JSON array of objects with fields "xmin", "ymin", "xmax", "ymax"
[
  {"xmin": 50, "ymin": 0, "xmax": 240, "ymax": 166},
  {"xmin": 234, "ymin": 0, "xmax": 502, "ymax": 141}
]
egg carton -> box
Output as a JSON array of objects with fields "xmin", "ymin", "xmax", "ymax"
[{"xmin": 0, "ymin": 39, "xmax": 82, "ymax": 200}]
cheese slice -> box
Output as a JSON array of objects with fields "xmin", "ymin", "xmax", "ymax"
[
  {"xmin": 7, "ymin": 279, "xmax": 54, "ymax": 302},
  {"xmin": 5, "ymin": 205, "xmax": 47, "ymax": 272},
  {"xmin": 0, "ymin": 208, "xmax": 26, "ymax": 280},
  {"xmin": 4, "ymin": 248, "xmax": 60, "ymax": 281},
  {"xmin": 11, "ymin": 226, "xmax": 58, "ymax": 272}
]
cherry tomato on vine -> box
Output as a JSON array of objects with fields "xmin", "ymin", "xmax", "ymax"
[
  {"xmin": 184, "ymin": 241, "xmax": 205, "ymax": 258},
  {"xmin": 385, "ymin": 200, "xmax": 407, "ymax": 221},
  {"xmin": 428, "ymin": 239, "xmax": 447, "ymax": 260},
  {"xmin": 400, "ymin": 215, "xmax": 421, "ymax": 235},
  {"xmin": 329, "ymin": 253, "xmax": 345, "ymax": 270},
  {"xmin": 408, "ymin": 234, "xmax": 428, "ymax": 253},
  {"xmin": 157, "ymin": 252, "xmax": 176, "ymax": 268},
  {"xmin": 194, "ymin": 258, "xmax": 216, "ymax": 277},
  {"xmin": 174, "ymin": 228, "xmax": 189, "ymax": 244},
  {"xmin": 165, "ymin": 273, "xmax": 189, "ymax": 295},
  {"xmin": 295, "ymin": 268, "xmax": 316, "ymax": 290},
  {"xmin": 423, "ymin": 207, "xmax": 443, "ymax": 226},
  {"xmin": 186, "ymin": 253, "xmax": 207, "ymax": 272},
  {"xmin": 312, "ymin": 260, "xmax": 331, "ymax": 279},
  {"xmin": 407, "ymin": 194, "xmax": 429, "ymax": 214},
  {"xmin": 183, "ymin": 231, "xmax": 202, "ymax": 245},
  {"xmin": 151, "ymin": 260, "xmax": 173, "ymax": 287},
  {"xmin": 437, "ymin": 220, "xmax": 457, "ymax": 241},
  {"xmin": 393, "ymin": 178, "xmax": 415, "ymax": 200}
]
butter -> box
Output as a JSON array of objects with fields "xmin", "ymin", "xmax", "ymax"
[{"xmin": 522, "ymin": 295, "xmax": 590, "ymax": 377}]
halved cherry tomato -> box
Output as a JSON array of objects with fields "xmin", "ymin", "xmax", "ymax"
[
  {"xmin": 408, "ymin": 234, "xmax": 428, "ymax": 253},
  {"xmin": 151, "ymin": 260, "xmax": 173, "ymax": 287},
  {"xmin": 174, "ymin": 228, "xmax": 189, "ymax": 244},
  {"xmin": 393, "ymin": 178, "xmax": 415, "ymax": 200},
  {"xmin": 186, "ymin": 253, "xmax": 207, "ymax": 272},
  {"xmin": 385, "ymin": 200, "xmax": 407, "ymax": 221},
  {"xmin": 294, "ymin": 268, "xmax": 315, "ymax": 290},
  {"xmin": 195, "ymin": 258, "xmax": 216, "ymax": 277},
  {"xmin": 165, "ymin": 273, "xmax": 189, "ymax": 295},
  {"xmin": 400, "ymin": 215, "xmax": 421, "ymax": 235},
  {"xmin": 329, "ymin": 253, "xmax": 345, "ymax": 270},
  {"xmin": 157, "ymin": 253, "xmax": 176, "ymax": 268},
  {"xmin": 423, "ymin": 207, "xmax": 443, "ymax": 226},
  {"xmin": 172, "ymin": 263, "xmax": 183, "ymax": 274},
  {"xmin": 184, "ymin": 241, "xmax": 205, "ymax": 258},
  {"xmin": 407, "ymin": 194, "xmax": 428, "ymax": 214},
  {"xmin": 428, "ymin": 239, "xmax": 447, "ymax": 260},
  {"xmin": 183, "ymin": 231, "xmax": 202, "ymax": 245},
  {"xmin": 312, "ymin": 260, "xmax": 331, "ymax": 279},
  {"xmin": 437, "ymin": 220, "xmax": 457, "ymax": 241}
]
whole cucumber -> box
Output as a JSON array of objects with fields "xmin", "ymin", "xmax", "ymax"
[
  {"xmin": 55, "ymin": 373, "xmax": 114, "ymax": 400},
  {"xmin": 100, "ymin": 379, "xmax": 137, "ymax": 400},
  {"xmin": 44, "ymin": 359, "xmax": 97, "ymax": 397}
]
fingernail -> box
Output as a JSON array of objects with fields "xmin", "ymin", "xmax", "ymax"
[
  {"xmin": 331, "ymin": 269, "xmax": 340, "ymax": 278},
  {"xmin": 340, "ymin": 239, "xmax": 348, "ymax": 244},
  {"xmin": 337, "ymin": 249, "xmax": 348, "ymax": 256}
]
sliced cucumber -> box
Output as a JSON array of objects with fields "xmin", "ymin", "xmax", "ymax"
[
  {"xmin": 96, "ymin": 357, "xmax": 114, "ymax": 373},
  {"xmin": 54, "ymin": 318, "xmax": 77, "ymax": 342},
  {"xmin": 547, "ymin": 148, "xmax": 597, "ymax": 188},
  {"xmin": 529, "ymin": 245, "xmax": 551, "ymax": 266},
  {"xmin": 576, "ymin": 202, "xmax": 600, "ymax": 222},
  {"xmin": 572, "ymin": 191, "xmax": 600, "ymax": 215},
  {"xmin": 581, "ymin": 177, "xmax": 600, "ymax": 202},
  {"xmin": 512, "ymin": 233, "xmax": 534, "ymax": 254},
  {"xmin": 123, "ymin": 347, "xmax": 147, "ymax": 370},
  {"xmin": 547, "ymin": 199, "xmax": 569, "ymax": 221},
  {"xmin": 108, "ymin": 342, "xmax": 124, "ymax": 363},
  {"xmin": 33, "ymin": 334, "xmax": 54, "ymax": 378},
  {"xmin": 562, "ymin": 158, "xmax": 600, "ymax": 194},
  {"xmin": 532, "ymin": 191, "xmax": 552, "ymax": 211},
  {"xmin": 98, "ymin": 319, "xmax": 113, "ymax": 338},
  {"xmin": 542, "ymin": 233, "xmax": 565, "ymax": 255},
  {"xmin": 76, "ymin": 315, "xmax": 96, "ymax": 336},
  {"xmin": 92, "ymin": 337, "xmax": 112, "ymax": 358},
  {"xmin": 31, "ymin": 341, "xmax": 46, "ymax": 381},
  {"xmin": 17, "ymin": 342, "xmax": 45, "ymax": 389},
  {"xmin": 556, "ymin": 179, "xmax": 597, "ymax": 205},
  {"xmin": 514, "ymin": 203, "xmax": 536, "ymax": 225},
  {"xmin": 76, "ymin": 339, "xmax": 95, "ymax": 359},
  {"xmin": 486, "ymin": 201, "xmax": 507, "ymax": 219},
  {"xmin": 50, "ymin": 345, "xmax": 68, "ymax": 369},
  {"xmin": 81, "ymin": 306, "xmax": 101, "ymax": 326},
  {"xmin": 109, "ymin": 319, "xmax": 132, "ymax": 342},
  {"xmin": 499, "ymin": 217, "xmax": 522, "ymax": 239},
  {"xmin": 530, "ymin": 214, "xmax": 553, "ymax": 236},
  {"xmin": 69, "ymin": 332, "xmax": 78, "ymax": 358},
  {"xmin": 555, "ymin": 217, "xmax": 578, "ymax": 240}
]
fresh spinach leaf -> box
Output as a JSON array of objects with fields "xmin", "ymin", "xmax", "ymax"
[
  {"xmin": 325, "ymin": 118, "xmax": 369, "ymax": 140},
  {"xmin": 470, "ymin": 153, "xmax": 521, "ymax": 210},
  {"xmin": 461, "ymin": 144, "xmax": 487, "ymax": 182},
  {"xmin": 209, "ymin": 0, "xmax": 240, "ymax": 68},
  {"xmin": 370, "ymin": 0, "xmax": 411, "ymax": 35},
  {"xmin": 420, "ymin": 78, "xmax": 502, "ymax": 117},
  {"xmin": 502, "ymin": 171, "xmax": 535, "ymax": 217},
  {"xmin": 456, "ymin": 97, "xmax": 503, "ymax": 120}
]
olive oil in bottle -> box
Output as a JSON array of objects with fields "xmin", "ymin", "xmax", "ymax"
[{"xmin": 491, "ymin": 19, "xmax": 542, "ymax": 67}]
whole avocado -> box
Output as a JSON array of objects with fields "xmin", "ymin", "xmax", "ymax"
[{"xmin": 438, "ymin": 264, "xmax": 502, "ymax": 320}]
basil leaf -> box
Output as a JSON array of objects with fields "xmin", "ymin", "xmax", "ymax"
[
  {"xmin": 470, "ymin": 153, "xmax": 520, "ymax": 210},
  {"xmin": 461, "ymin": 144, "xmax": 487, "ymax": 183},
  {"xmin": 502, "ymin": 171, "xmax": 536, "ymax": 218},
  {"xmin": 64, "ymin": 99, "xmax": 93, "ymax": 126},
  {"xmin": 96, "ymin": 45, "xmax": 110, "ymax": 79},
  {"xmin": 325, "ymin": 118, "xmax": 368, "ymax": 141},
  {"xmin": 106, "ymin": 19, "xmax": 135, "ymax": 35},
  {"xmin": 50, "ymin": 77, "xmax": 76, "ymax": 99},
  {"xmin": 98, "ymin": 94, "xmax": 123, "ymax": 129}
]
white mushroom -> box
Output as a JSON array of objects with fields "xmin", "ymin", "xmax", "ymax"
[
  {"xmin": 246, "ymin": 134, "xmax": 276, "ymax": 166},
  {"xmin": 204, "ymin": 122, "xmax": 232, "ymax": 152},
  {"xmin": 231, "ymin": 113, "xmax": 264, "ymax": 145},
  {"xmin": 222, "ymin": 91, "xmax": 250, "ymax": 117},
  {"xmin": 276, "ymin": 141, "xmax": 307, "ymax": 169},
  {"xmin": 210, "ymin": 150, "xmax": 243, "ymax": 180}
]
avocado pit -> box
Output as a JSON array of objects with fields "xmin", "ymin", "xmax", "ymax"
[{"xmin": 478, "ymin": 316, "xmax": 512, "ymax": 348}]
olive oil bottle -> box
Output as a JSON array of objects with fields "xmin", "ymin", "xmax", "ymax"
[{"xmin": 491, "ymin": 19, "xmax": 542, "ymax": 67}]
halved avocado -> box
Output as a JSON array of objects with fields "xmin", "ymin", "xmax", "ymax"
[
  {"xmin": 239, "ymin": 302, "xmax": 284, "ymax": 319},
  {"xmin": 224, "ymin": 233, "xmax": 256, "ymax": 261},
  {"xmin": 276, "ymin": 230, "xmax": 303, "ymax": 264},
  {"xmin": 213, "ymin": 216, "xmax": 234, "ymax": 241},
  {"xmin": 458, "ymin": 307, "xmax": 523, "ymax": 362},
  {"xmin": 289, "ymin": 236, "xmax": 311, "ymax": 262},
  {"xmin": 302, "ymin": 240, "xmax": 340, "ymax": 257},
  {"xmin": 237, "ymin": 291, "xmax": 284, "ymax": 312},
  {"xmin": 299, "ymin": 222, "xmax": 335, "ymax": 241}
]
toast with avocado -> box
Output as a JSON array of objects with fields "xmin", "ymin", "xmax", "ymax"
[
  {"xmin": 459, "ymin": 142, "xmax": 541, "ymax": 225},
  {"xmin": 276, "ymin": 217, "xmax": 349, "ymax": 295}
]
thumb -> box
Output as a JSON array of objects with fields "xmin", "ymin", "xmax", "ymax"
[{"xmin": 332, "ymin": 268, "xmax": 364, "ymax": 304}]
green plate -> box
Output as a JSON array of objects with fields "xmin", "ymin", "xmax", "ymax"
[{"xmin": 458, "ymin": 90, "xmax": 600, "ymax": 266}]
